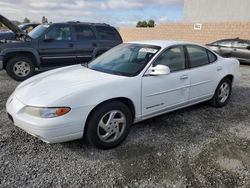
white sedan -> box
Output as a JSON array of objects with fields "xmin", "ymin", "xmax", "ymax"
[{"xmin": 6, "ymin": 40, "xmax": 240, "ymax": 149}]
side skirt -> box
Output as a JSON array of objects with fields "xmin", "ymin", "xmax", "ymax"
[{"xmin": 134, "ymin": 94, "xmax": 213, "ymax": 123}]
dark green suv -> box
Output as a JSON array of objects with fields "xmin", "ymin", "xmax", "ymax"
[{"xmin": 0, "ymin": 15, "xmax": 122, "ymax": 81}]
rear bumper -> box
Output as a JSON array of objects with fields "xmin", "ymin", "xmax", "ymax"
[
  {"xmin": 233, "ymin": 60, "xmax": 241, "ymax": 87},
  {"xmin": 0, "ymin": 55, "xmax": 3, "ymax": 70}
]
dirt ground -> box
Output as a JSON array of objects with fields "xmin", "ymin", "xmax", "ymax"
[{"xmin": 0, "ymin": 65, "xmax": 250, "ymax": 187}]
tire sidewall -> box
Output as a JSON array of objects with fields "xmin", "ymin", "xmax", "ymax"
[
  {"xmin": 6, "ymin": 56, "xmax": 35, "ymax": 81},
  {"xmin": 214, "ymin": 78, "xmax": 232, "ymax": 107},
  {"xmin": 86, "ymin": 101, "xmax": 132, "ymax": 149}
]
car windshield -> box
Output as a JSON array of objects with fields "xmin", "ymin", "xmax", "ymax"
[
  {"xmin": 88, "ymin": 43, "xmax": 161, "ymax": 77},
  {"xmin": 28, "ymin": 25, "xmax": 49, "ymax": 39}
]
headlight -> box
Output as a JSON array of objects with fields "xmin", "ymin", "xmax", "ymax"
[{"xmin": 24, "ymin": 106, "xmax": 71, "ymax": 118}]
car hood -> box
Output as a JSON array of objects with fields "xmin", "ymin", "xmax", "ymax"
[
  {"xmin": 0, "ymin": 14, "xmax": 25, "ymax": 36},
  {"xmin": 14, "ymin": 65, "xmax": 122, "ymax": 106},
  {"xmin": 0, "ymin": 31, "xmax": 15, "ymax": 40}
]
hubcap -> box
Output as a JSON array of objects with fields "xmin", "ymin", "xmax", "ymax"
[
  {"xmin": 218, "ymin": 82, "xmax": 230, "ymax": 103},
  {"xmin": 13, "ymin": 61, "xmax": 31, "ymax": 77},
  {"xmin": 97, "ymin": 110, "xmax": 126, "ymax": 143}
]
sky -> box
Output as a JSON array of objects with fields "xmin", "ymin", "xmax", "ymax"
[{"xmin": 0, "ymin": 0, "xmax": 184, "ymax": 26}]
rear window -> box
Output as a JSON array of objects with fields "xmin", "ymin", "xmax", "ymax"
[
  {"xmin": 96, "ymin": 26, "xmax": 121, "ymax": 41},
  {"xmin": 207, "ymin": 50, "xmax": 217, "ymax": 63},
  {"xmin": 232, "ymin": 40, "xmax": 250, "ymax": 48}
]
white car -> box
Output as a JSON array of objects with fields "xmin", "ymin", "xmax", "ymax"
[{"xmin": 6, "ymin": 40, "xmax": 240, "ymax": 149}]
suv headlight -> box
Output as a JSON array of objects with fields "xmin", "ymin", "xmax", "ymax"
[{"xmin": 24, "ymin": 106, "xmax": 71, "ymax": 118}]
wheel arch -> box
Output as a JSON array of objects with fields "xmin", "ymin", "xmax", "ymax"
[
  {"xmin": 222, "ymin": 74, "xmax": 234, "ymax": 84},
  {"xmin": 213, "ymin": 74, "xmax": 234, "ymax": 95},
  {"xmin": 84, "ymin": 97, "xmax": 136, "ymax": 134},
  {"xmin": 3, "ymin": 50, "xmax": 40, "ymax": 69}
]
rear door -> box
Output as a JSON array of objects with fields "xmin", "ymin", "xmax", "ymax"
[
  {"xmin": 231, "ymin": 40, "xmax": 250, "ymax": 62},
  {"xmin": 38, "ymin": 24, "xmax": 76, "ymax": 67},
  {"xmin": 94, "ymin": 26, "xmax": 122, "ymax": 57},
  {"xmin": 185, "ymin": 45, "xmax": 218, "ymax": 102},
  {"xmin": 73, "ymin": 25, "xmax": 98, "ymax": 63}
]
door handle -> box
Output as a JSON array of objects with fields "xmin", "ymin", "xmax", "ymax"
[
  {"xmin": 217, "ymin": 66, "xmax": 222, "ymax": 71},
  {"xmin": 233, "ymin": 48, "xmax": 237, "ymax": 51},
  {"xmin": 92, "ymin": 43, "xmax": 97, "ymax": 47},
  {"xmin": 180, "ymin": 75, "xmax": 188, "ymax": 80},
  {"xmin": 69, "ymin": 43, "xmax": 74, "ymax": 47}
]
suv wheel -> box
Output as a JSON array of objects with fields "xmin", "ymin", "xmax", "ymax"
[
  {"xmin": 6, "ymin": 56, "xmax": 35, "ymax": 81},
  {"xmin": 86, "ymin": 101, "xmax": 132, "ymax": 149}
]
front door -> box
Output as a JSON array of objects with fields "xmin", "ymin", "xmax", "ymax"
[
  {"xmin": 231, "ymin": 40, "xmax": 250, "ymax": 62},
  {"xmin": 142, "ymin": 46, "xmax": 190, "ymax": 118},
  {"xmin": 216, "ymin": 40, "xmax": 233, "ymax": 57},
  {"xmin": 38, "ymin": 24, "xmax": 76, "ymax": 67}
]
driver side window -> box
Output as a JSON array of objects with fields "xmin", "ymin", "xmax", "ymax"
[{"xmin": 153, "ymin": 46, "xmax": 186, "ymax": 72}]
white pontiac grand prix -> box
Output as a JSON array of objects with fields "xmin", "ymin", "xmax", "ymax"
[{"xmin": 6, "ymin": 40, "xmax": 240, "ymax": 149}]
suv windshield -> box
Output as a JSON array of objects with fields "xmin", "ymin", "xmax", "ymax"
[
  {"xmin": 88, "ymin": 43, "xmax": 161, "ymax": 76},
  {"xmin": 28, "ymin": 25, "xmax": 49, "ymax": 39}
]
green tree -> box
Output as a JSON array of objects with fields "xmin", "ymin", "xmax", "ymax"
[
  {"xmin": 12, "ymin": 20, "xmax": 21, "ymax": 25},
  {"xmin": 148, "ymin": 20, "xmax": 155, "ymax": 27},
  {"xmin": 23, "ymin": 17, "xmax": 30, "ymax": 23},
  {"xmin": 136, "ymin": 21, "xmax": 142, "ymax": 27},
  {"xmin": 141, "ymin": 21, "xmax": 148, "ymax": 27},
  {"xmin": 136, "ymin": 19, "xmax": 155, "ymax": 28}
]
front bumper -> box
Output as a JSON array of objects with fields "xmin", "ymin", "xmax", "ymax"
[
  {"xmin": 0, "ymin": 55, "xmax": 3, "ymax": 70},
  {"xmin": 6, "ymin": 94, "xmax": 91, "ymax": 143}
]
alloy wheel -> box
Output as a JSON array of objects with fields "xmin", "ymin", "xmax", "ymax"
[
  {"xmin": 13, "ymin": 61, "xmax": 31, "ymax": 77},
  {"xmin": 218, "ymin": 82, "xmax": 230, "ymax": 103},
  {"xmin": 97, "ymin": 110, "xmax": 126, "ymax": 143}
]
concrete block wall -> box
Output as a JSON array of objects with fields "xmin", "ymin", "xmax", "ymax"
[{"xmin": 119, "ymin": 22, "xmax": 250, "ymax": 44}]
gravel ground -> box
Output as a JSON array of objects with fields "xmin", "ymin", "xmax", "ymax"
[{"xmin": 0, "ymin": 65, "xmax": 250, "ymax": 187}]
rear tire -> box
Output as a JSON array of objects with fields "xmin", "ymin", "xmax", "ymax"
[
  {"xmin": 86, "ymin": 101, "xmax": 132, "ymax": 149},
  {"xmin": 6, "ymin": 56, "xmax": 35, "ymax": 81},
  {"xmin": 210, "ymin": 78, "xmax": 232, "ymax": 107}
]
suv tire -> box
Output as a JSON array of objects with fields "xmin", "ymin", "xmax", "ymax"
[{"xmin": 6, "ymin": 56, "xmax": 35, "ymax": 81}]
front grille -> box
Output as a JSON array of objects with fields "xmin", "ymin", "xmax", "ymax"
[{"xmin": 7, "ymin": 113, "xmax": 14, "ymax": 123}]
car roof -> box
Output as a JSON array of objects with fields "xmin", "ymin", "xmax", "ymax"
[
  {"xmin": 214, "ymin": 38, "xmax": 249, "ymax": 42},
  {"xmin": 127, "ymin": 40, "xmax": 203, "ymax": 48}
]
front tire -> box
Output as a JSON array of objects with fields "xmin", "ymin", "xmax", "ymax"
[
  {"xmin": 86, "ymin": 101, "xmax": 132, "ymax": 149},
  {"xmin": 6, "ymin": 56, "xmax": 35, "ymax": 81},
  {"xmin": 210, "ymin": 78, "xmax": 232, "ymax": 107}
]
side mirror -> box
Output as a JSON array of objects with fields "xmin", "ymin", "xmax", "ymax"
[
  {"xmin": 246, "ymin": 46, "xmax": 250, "ymax": 50},
  {"xmin": 149, "ymin": 65, "xmax": 170, "ymax": 76}
]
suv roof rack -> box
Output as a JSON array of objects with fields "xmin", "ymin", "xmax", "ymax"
[
  {"xmin": 67, "ymin": 21, "xmax": 80, "ymax": 23},
  {"xmin": 66, "ymin": 21, "xmax": 110, "ymax": 26}
]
